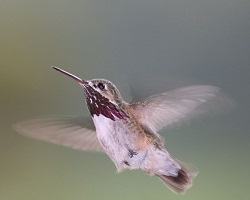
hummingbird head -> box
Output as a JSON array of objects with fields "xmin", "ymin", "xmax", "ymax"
[
  {"xmin": 52, "ymin": 66, "xmax": 128, "ymax": 121},
  {"xmin": 87, "ymin": 79, "xmax": 123, "ymax": 105}
]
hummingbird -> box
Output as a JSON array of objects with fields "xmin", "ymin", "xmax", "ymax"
[{"xmin": 15, "ymin": 66, "xmax": 222, "ymax": 194}]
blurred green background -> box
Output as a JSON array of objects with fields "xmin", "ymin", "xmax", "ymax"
[{"xmin": 1, "ymin": 0, "xmax": 250, "ymax": 199}]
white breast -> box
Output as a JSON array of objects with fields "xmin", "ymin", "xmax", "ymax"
[{"xmin": 92, "ymin": 114, "xmax": 147, "ymax": 171}]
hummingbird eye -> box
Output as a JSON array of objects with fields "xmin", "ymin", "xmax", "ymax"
[{"xmin": 97, "ymin": 82, "xmax": 105, "ymax": 90}]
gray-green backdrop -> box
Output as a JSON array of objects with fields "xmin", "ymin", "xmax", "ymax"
[{"xmin": 1, "ymin": 1, "xmax": 249, "ymax": 200}]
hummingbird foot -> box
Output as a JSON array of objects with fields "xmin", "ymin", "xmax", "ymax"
[
  {"xmin": 128, "ymin": 149, "xmax": 138, "ymax": 158},
  {"xmin": 123, "ymin": 160, "xmax": 130, "ymax": 166}
]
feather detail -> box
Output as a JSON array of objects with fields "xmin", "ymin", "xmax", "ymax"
[
  {"xmin": 14, "ymin": 116, "xmax": 104, "ymax": 152},
  {"xmin": 129, "ymin": 85, "xmax": 221, "ymax": 132}
]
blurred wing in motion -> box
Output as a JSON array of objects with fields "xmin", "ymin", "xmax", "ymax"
[
  {"xmin": 14, "ymin": 116, "xmax": 103, "ymax": 152},
  {"xmin": 129, "ymin": 85, "xmax": 234, "ymax": 133}
]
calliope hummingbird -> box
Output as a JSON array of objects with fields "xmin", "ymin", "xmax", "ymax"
[{"xmin": 15, "ymin": 66, "xmax": 222, "ymax": 194}]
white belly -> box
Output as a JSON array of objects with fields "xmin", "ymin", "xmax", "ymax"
[{"xmin": 92, "ymin": 114, "xmax": 147, "ymax": 171}]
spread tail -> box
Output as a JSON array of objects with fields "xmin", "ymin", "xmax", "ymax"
[{"xmin": 157, "ymin": 160, "xmax": 198, "ymax": 194}]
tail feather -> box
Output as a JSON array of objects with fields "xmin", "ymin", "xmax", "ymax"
[{"xmin": 157, "ymin": 161, "xmax": 198, "ymax": 194}]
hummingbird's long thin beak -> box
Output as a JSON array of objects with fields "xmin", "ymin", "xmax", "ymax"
[{"xmin": 52, "ymin": 66, "xmax": 87, "ymax": 84}]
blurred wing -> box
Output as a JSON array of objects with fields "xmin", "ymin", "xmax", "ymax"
[
  {"xmin": 14, "ymin": 116, "xmax": 104, "ymax": 152},
  {"xmin": 129, "ymin": 85, "xmax": 223, "ymax": 132}
]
